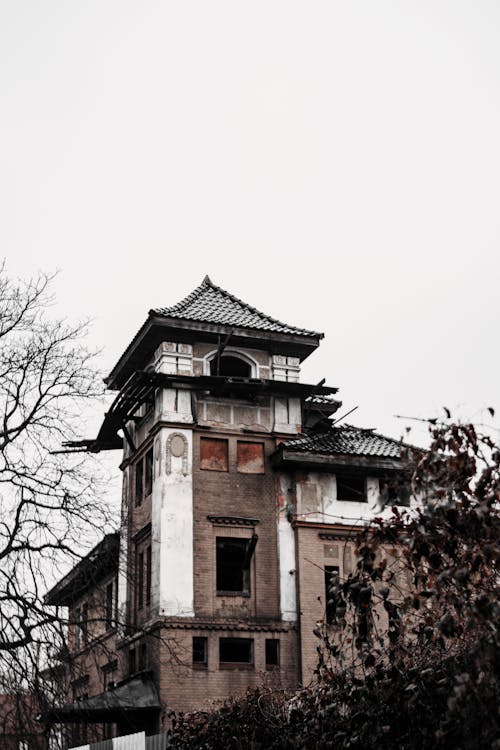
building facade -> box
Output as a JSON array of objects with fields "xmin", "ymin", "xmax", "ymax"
[{"xmin": 44, "ymin": 277, "xmax": 408, "ymax": 739}]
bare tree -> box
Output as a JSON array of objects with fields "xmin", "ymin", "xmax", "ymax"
[{"xmin": 0, "ymin": 265, "xmax": 109, "ymax": 677}]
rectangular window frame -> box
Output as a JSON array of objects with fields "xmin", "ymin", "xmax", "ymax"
[
  {"xmin": 219, "ymin": 637, "xmax": 254, "ymax": 669},
  {"xmin": 105, "ymin": 581, "xmax": 114, "ymax": 631},
  {"xmin": 336, "ymin": 473, "xmax": 367, "ymax": 503},
  {"xmin": 134, "ymin": 447, "xmax": 154, "ymax": 506},
  {"xmin": 192, "ymin": 636, "xmax": 208, "ymax": 669},
  {"xmin": 265, "ymin": 639, "xmax": 280, "ymax": 670},
  {"xmin": 216, "ymin": 536, "xmax": 257, "ymax": 596},
  {"xmin": 136, "ymin": 551, "xmax": 144, "ymax": 611}
]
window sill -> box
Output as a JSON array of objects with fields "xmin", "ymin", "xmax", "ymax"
[
  {"xmin": 216, "ymin": 591, "xmax": 250, "ymax": 598},
  {"xmin": 192, "ymin": 663, "xmax": 208, "ymax": 670},
  {"xmin": 220, "ymin": 663, "xmax": 254, "ymax": 670}
]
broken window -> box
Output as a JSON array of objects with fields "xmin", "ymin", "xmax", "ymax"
[
  {"xmin": 325, "ymin": 565, "xmax": 340, "ymax": 625},
  {"xmin": 216, "ymin": 535, "xmax": 257, "ymax": 594},
  {"xmin": 219, "ymin": 638, "xmax": 253, "ymax": 665},
  {"xmin": 237, "ymin": 441, "xmax": 265, "ymax": 474},
  {"xmin": 210, "ymin": 355, "xmax": 251, "ymax": 378},
  {"xmin": 200, "ymin": 437, "xmax": 229, "ymax": 471},
  {"xmin": 135, "ymin": 448, "xmax": 154, "ymax": 505},
  {"xmin": 193, "ymin": 636, "xmax": 208, "ymax": 667},
  {"xmin": 265, "ymin": 639, "xmax": 280, "ymax": 669},
  {"xmin": 336, "ymin": 473, "xmax": 367, "ymax": 502}
]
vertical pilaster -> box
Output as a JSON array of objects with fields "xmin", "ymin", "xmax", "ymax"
[{"xmin": 150, "ymin": 424, "xmax": 194, "ymax": 617}]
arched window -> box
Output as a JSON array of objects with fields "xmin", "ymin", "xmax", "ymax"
[{"xmin": 209, "ymin": 355, "xmax": 252, "ymax": 378}]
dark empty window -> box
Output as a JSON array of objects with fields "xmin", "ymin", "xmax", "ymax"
[
  {"xmin": 200, "ymin": 437, "xmax": 229, "ymax": 472},
  {"xmin": 73, "ymin": 606, "xmax": 81, "ymax": 649},
  {"xmin": 237, "ymin": 441, "xmax": 265, "ymax": 474},
  {"xmin": 219, "ymin": 638, "xmax": 253, "ymax": 665},
  {"xmin": 216, "ymin": 536, "xmax": 257, "ymax": 594},
  {"xmin": 145, "ymin": 448, "xmax": 153, "ymax": 496},
  {"xmin": 80, "ymin": 602, "xmax": 88, "ymax": 644},
  {"xmin": 265, "ymin": 639, "xmax": 280, "ymax": 669},
  {"xmin": 136, "ymin": 551, "xmax": 144, "ymax": 610},
  {"xmin": 193, "ymin": 636, "xmax": 208, "ymax": 666},
  {"xmin": 105, "ymin": 581, "xmax": 114, "ymax": 630},
  {"xmin": 135, "ymin": 459, "xmax": 144, "ymax": 505},
  {"xmin": 336, "ymin": 474, "xmax": 366, "ymax": 502},
  {"xmin": 325, "ymin": 565, "xmax": 340, "ymax": 625},
  {"xmin": 135, "ymin": 449, "xmax": 154, "ymax": 505},
  {"xmin": 210, "ymin": 355, "xmax": 251, "ymax": 378},
  {"xmin": 138, "ymin": 642, "xmax": 147, "ymax": 671}
]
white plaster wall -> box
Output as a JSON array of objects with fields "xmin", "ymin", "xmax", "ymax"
[
  {"xmin": 274, "ymin": 396, "xmax": 302, "ymax": 433},
  {"xmin": 276, "ymin": 473, "xmax": 297, "ymax": 622},
  {"xmin": 296, "ymin": 472, "xmax": 381, "ymax": 525},
  {"xmin": 155, "ymin": 387, "xmax": 193, "ymax": 423},
  {"xmin": 151, "ymin": 426, "xmax": 194, "ymax": 617}
]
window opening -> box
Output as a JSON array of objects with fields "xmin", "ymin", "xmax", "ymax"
[
  {"xmin": 135, "ymin": 459, "xmax": 144, "ymax": 506},
  {"xmin": 265, "ymin": 639, "xmax": 280, "ymax": 668},
  {"xmin": 219, "ymin": 638, "xmax": 253, "ymax": 664},
  {"xmin": 105, "ymin": 581, "xmax": 114, "ymax": 630},
  {"xmin": 216, "ymin": 535, "xmax": 257, "ymax": 594},
  {"xmin": 145, "ymin": 448, "xmax": 153, "ymax": 496},
  {"xmin": 210, "ymin": 355, "xmax": 251, "ymax": 378},
  {"xmin": 138, "ymin": 642, "xmax": 147, "ymax": 671},
  {"xmin": 193, "ymin": 636, "xmax": 208, "ymax": 666},
  {"xmin": 336, "ymin": 474, "xmax": 366, "ymax": 502},
  {"xmin": 80, "ymin": 602, "xmax": 88, "ymax": 645},
  {"xmin": 74, "ymin": 606, "xmax": 81, "ymax": 649},
  {"xmin": 135, "ymin": 448, "xmax": 154, "ymax": 505},
  {"xmin": 136, "ymin": 551, "xmax": 144, "ymax": 611}
]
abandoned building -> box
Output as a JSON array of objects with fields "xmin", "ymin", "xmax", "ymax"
[{"xmin": 44, "ymin": 276, "xmax": 409, "ymax": 741}]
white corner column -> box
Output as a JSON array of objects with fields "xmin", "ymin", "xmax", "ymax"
[
  {"xmin": 151, "ymin": 424, "xmax": 194, "ymax": 617},
  {"xmin": 276, "ymin": 473, "xmax": 297, "ymax": 621}
]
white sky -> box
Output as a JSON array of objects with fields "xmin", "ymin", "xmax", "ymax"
[{"xmin": 1, "ymin": 1, "xmax": 499, "ymax": 465}]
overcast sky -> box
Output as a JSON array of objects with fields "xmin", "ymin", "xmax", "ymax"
[{"xmin": 1, "ymin": 1, "xmax": 499, "ymax": 464}]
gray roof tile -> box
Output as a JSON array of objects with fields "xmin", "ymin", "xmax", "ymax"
[
  {"xmin": 283, "ymin": 425, "xmax": 405, "ymax": 459},
  {"xmin": 152, "ymin": 276, "xmax": 323, "ymax": 338}
]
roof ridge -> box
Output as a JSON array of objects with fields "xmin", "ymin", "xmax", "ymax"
[
  {"xmin": 150, "ymin": 276, "xmax": 323, "ymax": 338},
  {"xmin": 204, "ymin": 277, "xmax": 314, "ymax": 335}
]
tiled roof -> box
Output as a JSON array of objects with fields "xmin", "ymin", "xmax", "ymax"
[
  {"xmin": 151, "ymin": 276, "xmax": 323, "ymax": 338},
  {"xmin": 283, "ymin": 425, "xmax": 406, "ymax": 459}
]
